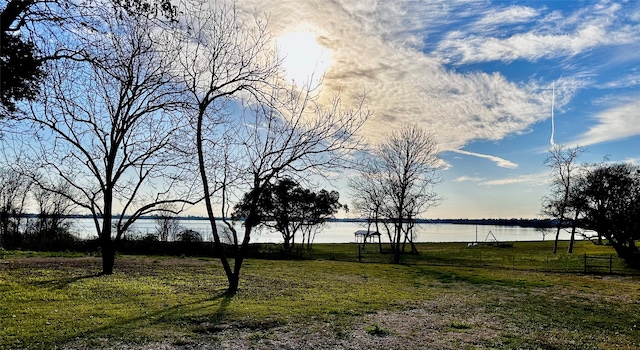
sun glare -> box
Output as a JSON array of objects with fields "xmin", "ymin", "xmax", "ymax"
[{"xmin": 276, "ymin": 31, "xmax": 331, "ymax": 86}]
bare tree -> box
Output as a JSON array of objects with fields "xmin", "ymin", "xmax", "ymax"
[
  {"xmin": 542, "ymin": 145, "xmax": 583, "ymax": 253},
  {"xmin": 30, "ymin": 176, "xmax": 76, "ymax": 240},
  {"xmin": 174, "ymin": 0, "xmax": 368, "ymax": 293},
  {"xmin": 349, "ymin": 160, "xmax": 388, "ymax": 252},
  {"xmin": 0, "ymin": 166, "xmax": 32, "ymax": 248},
  {"xmin": 352, "ymin": 125, "xmax": 441, "ymax": 263},
  {"xmin": 215, "ymin": 87, "xmax": 367, "ymax": 293},
  {"xmin": 154, "ymin": 204, "xmax": 183, "ymax": 242},
  {"xmin": 12, "ymin": 8, "xmax": 197, "ymax": 274},
  {"xmin": 173, "ymin": 0, "xmax": 278, "ymax": 294}
]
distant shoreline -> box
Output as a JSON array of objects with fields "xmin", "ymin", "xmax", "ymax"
[{"xmin": 19, "ymin": 214, "xmax": 555, "ymax": 229}]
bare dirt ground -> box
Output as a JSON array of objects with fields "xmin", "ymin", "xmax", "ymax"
[{"xmin": 59, "ymin": 293, "xmax": 574, "ymax": 350}]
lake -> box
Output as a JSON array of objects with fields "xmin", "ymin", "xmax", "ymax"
[{"xmin": 69, "ymin": 218, "xmax": 586, "ymax": 243}]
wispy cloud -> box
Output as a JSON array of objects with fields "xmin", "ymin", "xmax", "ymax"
[
  {"xmin": 238, "ymin": 0, "xmax": 556, "ymax": 151},
  {"xmin": 573, "ymin": 97, "xmax": 640, "ymax": 146},
  {"xmin": 480, "ymin": 172, "xmax": 549, "ymax": 186},
  {"xmin": 237, "ymin": 0, "xmax": 639, "ymax": 154},
  {"xmin": 597, "ymin": 73, "xmax": 640, "ymax": 89},
  {"xmin": 477, "ymin": 5, "xmax": 539, "ymax": 26},
  {"xmin": 453, "ymin": 175, "xmax": 484, "ymax": 183},
  {"xmin": 437, "ymin": 1, "xmax": 640, "ymax": 64},
  {"xmin": 452, "ymin": 150, "xmax": 518, "ymax": 169}
]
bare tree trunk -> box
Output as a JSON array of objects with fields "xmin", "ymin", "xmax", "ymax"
[
  {"xmin": 361, "ymin": 219, "xmax": 372, "ymax": 251},
  {"xmin": 100, "ymin": 212, "xmax": 115, "ymax": 275},
  {"xmin": 568, "ymin": 210, "xmax": 580, "ymax": 253},
  {"xmin": 373, "ymin": 215, "xmax": 383, "ymax": 253},
  {"xmin": 553, "ymin": 228, "xmax": 561, "ymax": 253},
  {"xmin": 100, "ymin": 190, "xmax": 115, "ymax": 275},
  {"xmin": 402, "ymin": 230, "xmax": 407, "ymax": 253},
  {"xmin": 101, "ymin": 239, "xmax": 116, "ymax": 275},
  {"xmin": 408, "ymin": 234, "xmax": 419, "ymax": 254},
  {"xmin": 393, "ymin": 219, "xmax": 402, "ymax": 263},
  {"xmin": 553, "ymin": 211, "xmax": 564, "ymax": 254}
]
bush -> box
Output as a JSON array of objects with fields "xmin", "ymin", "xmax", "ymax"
[
  {"xmin": 365, "ymin": 323, "xmax": 390, "ymax": 336},
  {"xmin": 176, "ymin": 229, "xmax": 203, "ymax": 243}
]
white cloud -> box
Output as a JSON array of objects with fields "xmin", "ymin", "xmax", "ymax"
[
  {"xmin": 624, "ymin": 157, "xmax": 640, "ymax": 165},
  {"xmin": 598, "ymin": 73, "xmax": 640, "ymax": 89},
  {"xmin": 573, "ymin": 98, "xmax": 640, "ymax": 146},
  {"xmin": 438, "ymin": 24, "xmax": 635, "ymax": 64},
  {"xmin": 453, "ymin": 175, "xmax": 484, "ymax": 182},
  {"xmin": 480, "ymin": 172, "xmax": 549, "ymax": 186},
  {"xmin": 437, "ymin": 1, "xmax": 640, "ymax": 64},
  {"xmin": 220, "ymin": 0, "xmax": 640, "ymax": 219},
  {"xmin": 452, "ymin": 150, "xmax": 518, "ymax": 169},
  {"xmin": 234, "ymin": 0, "xmax": 558, "ymax": 152},
  {"xmin": 234, "ymin": 0, "xmax": 638, "ymax": 158},
  {"xmin": 477, "ymin": 5, "xmax": 538, "ymax": 26}
]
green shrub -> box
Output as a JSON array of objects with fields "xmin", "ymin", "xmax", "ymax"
[
  {"xmin": 450, "ymin": 321, "xmax": 472, "ymax": 330},
  {"xmin": 365, "ymin": 323, "xmax": 390, "ymax": 336}
]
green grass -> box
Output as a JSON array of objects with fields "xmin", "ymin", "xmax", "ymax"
[
  {"xmin": 1, "ymin": 241, "xmax": 639, "ymax": 349},
  {"xmin": 304, "ymin": 240, "xmax": 636, "ymax": 273}
]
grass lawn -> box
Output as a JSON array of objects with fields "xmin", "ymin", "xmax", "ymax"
[{"xmin": 1, "ymin": 241, "xmax": 639, "ymax": 349}]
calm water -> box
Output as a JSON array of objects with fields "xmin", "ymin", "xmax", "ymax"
[{"xmin": 69, "ymin": 218, "xmax": 584, "ymax": 243}]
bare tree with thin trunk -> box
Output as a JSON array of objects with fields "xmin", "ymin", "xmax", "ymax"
[
  {"xmin": 12, "ymin": 7, "xmax": 197, "ymax": 274},
  {"xmin": 172, "ymin": 0, "xmax": 278, "ymax": 294},
  {"xmin": 154, "ymin": 204, "xmax": 183, "ymax": 242},
  {"xmin": 349, "ymin": 160, "xmax": 387, "ymax": 252},
  {"xmin": 354, "ymin": 125, "xmax": 441, "ymax": 263},
  {"xmin": 174, "ymin": 0, "xmax": 368, "ymax": 293},
  {"xmin": 216, "ymin": 87, "xmax": 367, "ymax": 293},
  {"xmin": 542, "ymin": 145, "xmax": 583, "ymax": 254},
  {"xmin": 0, "ymin": 166, "xmax": 32, "ymax": 248},
  {"xmin": 1, "ymin": 0, "xmax": 179, "ymax": 117},
  {"xmin": 30, "ymin": 176, "xmax": 76, "ymax": 240}
]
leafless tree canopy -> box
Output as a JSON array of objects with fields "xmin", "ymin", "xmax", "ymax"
[
  {"xmin": 9, "ymin": 7, "xmax": 198, "ymax": 274},
  {"xmin": 0, "ymin": 166, "xmax": 32, "ymax": 247},
  {"xmin": 2, "ymin": 0, "xmax": 370, "ymax": 288},
  {"xmin": 30, "ymin": 177, "xmax": 76, "ymax": 238},
  {"xmin": 541, "ymin": 144, "xmax": 584, "ymax": 253},
  {"xmin": 169, "ymin": 0, "xmax": 369, "ymax": 293},
  {"xmin": 350, "ymin": 124, "xmax": 441, "ymax": 263}
]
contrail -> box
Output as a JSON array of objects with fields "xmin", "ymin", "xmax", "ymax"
[{"xmin": 550, "ymin": 83, "xmax": 555, "ymax": 146}]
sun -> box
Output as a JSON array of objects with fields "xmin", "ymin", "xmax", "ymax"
[{"xmin": 276, "ymin": 31, "xmax": 331, "ymax": 86}]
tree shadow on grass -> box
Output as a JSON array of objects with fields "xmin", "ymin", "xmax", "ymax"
[
  {"xmin": 28, "ymin": 273, "xmax": 102, "ymax": 290},
  {"xmin": 49, "ymin": 290, "xmax": 236, "ymax": 348}
]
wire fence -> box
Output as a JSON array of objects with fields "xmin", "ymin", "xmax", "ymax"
[{"xmin": 350, "ymin": 244, "xmax": 640, "ymax": 276}]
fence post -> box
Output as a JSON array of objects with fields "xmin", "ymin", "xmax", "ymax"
[
  {"xmin": 609, "ymin": 255, "xmax": 613, "ymax": 274},
  {"xmin": 358, "ymin": 245, "xmax": 362, "ymax": 263},
  {"xmin": 546, "ymin": 254, "xmax": 549, "ymax": 271}
]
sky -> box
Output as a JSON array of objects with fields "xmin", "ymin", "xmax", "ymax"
[{"xmin": 229, "ymin": 0, "xmax": 640, "ymax": 219}]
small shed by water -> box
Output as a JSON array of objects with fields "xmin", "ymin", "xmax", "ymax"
[{"xmin": 354, "ymin": 230, "xmax": 381, "ymax": 243}]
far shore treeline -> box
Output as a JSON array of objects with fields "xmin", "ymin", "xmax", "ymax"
[{"xmin": 14, "ymin": 214, "xmax": 558, "ymax": 229}]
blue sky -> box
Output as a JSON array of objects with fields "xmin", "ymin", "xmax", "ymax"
[{"xmin": 234, "ymin": 0, "xmax": 640, "ymax": 219}]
